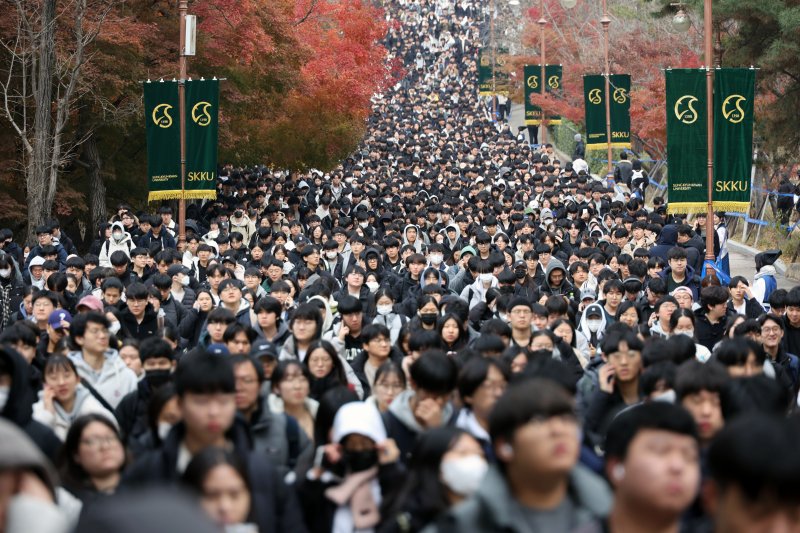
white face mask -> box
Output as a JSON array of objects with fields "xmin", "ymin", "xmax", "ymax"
[
  {"xmin": 429, "ymin": 253, "xmax": 443, "ymax": 265},
  {"xmin": 479, "ymin": 273, "xmax": 494, "ymax": 284},
  {"xmin": 359, "ymin": 222, "xmax": 369, "ymax": 228},
  {"xmin": 0, "ymin": 385, "xmax": 9, "ymax": 412},
  {"xmin": 113, "ymin": 232, "xmax": 123, "ymax": 242},
  {"xmin": 325, "ymin": 251, "xmax": 338, "ymax": 260},
  {"xmin": 366, "ymin": 281, "xmax": 379, "ymax": 293},
  {"xmin": 440, "ymin": 455, "xmax": 488, "ymax": 496},
  {"xmin": 0, "ymin": 267, "xmax": 11, "ymax": 279},
  {"xmin": 377, "ymin": 304, "xmax": 393, "ymax": 316},
  {"xmin": 157, "ymin": 422, "xmax": 172, "ymax": 441},
  {"xmin": 181, "ymin": 275, "xmax": 190, "ymax": 287},
  {"xmin": 109, "ymin": 320, "xmax": 121, "ymax": 335},
  {"xmin": 586, "ymin": 319, "xmax": 603, "ymax": 332},
  {"xmin": 676, "ymin": 329, "xmax": 694, "ymax": 338}
]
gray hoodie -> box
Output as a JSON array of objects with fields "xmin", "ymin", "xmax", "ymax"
[{"xmin": 67, "ymin": 350, "xmax": 138, "ymax": 409}]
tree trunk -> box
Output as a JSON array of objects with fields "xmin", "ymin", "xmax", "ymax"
[
  {"xmin": 84, "ymin": 132, "xmax": 107, "ymax": 234},
  {"xmin": 25, "ymin": 0, "xmax": 57, "ymax": 243}
]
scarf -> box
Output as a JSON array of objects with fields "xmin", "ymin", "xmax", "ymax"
[
  {"xmin": 0, "ymin": 278, "xmax": 12, "ymax": 329},
  {"xmin": 325, "ymin": 466, "xmax": 380, "ymax": 530}
]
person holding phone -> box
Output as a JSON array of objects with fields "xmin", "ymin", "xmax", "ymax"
[{"xmin": 582, "ymin": 328, "xmax": 644, "ymax": 453}]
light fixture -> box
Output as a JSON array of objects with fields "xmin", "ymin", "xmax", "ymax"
[
  {"xmin": 559, "ymin": 0, "xmax": 578, "ymax": 9},
  {"xmin": 672, "ymin": 8, "xmax": 691, "ymax": 32}
]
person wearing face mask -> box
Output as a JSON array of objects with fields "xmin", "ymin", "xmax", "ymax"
[
  {"xmin": 460, "ymin": 260, "xmax": 498, "ymax": 311},
  {"xmin": 114, "ymin": 337, "xmax": 176, "ymax": 449},
  {"xmin": 668, "ymin": 308, "xmax": 712, "ymax": 363},
  {"xmin": 425, "ymin": 243, "xmax": 447, "ymax": 273},
  {"xmin": 98, "ymin": 221, "xmax": 134, "ymax": 269},
  {"xmin": 372, "ymin": 289, "xmax": 408, "ymax": 345},
  {"xmin": 321, "ymin": 241, "xmax": 344, "ymax": 282},
  {"xmin": 298, "ymin": 401, "xmax": 403, "ymax": 533},
  {"xmin": 578, "ymin": 303, "xmax": 607, "ymax": 355},
  {"xmin": 379, "ymin": 427, "xmax": 487, "ymax": 533},
  {"xmin": 229, "ymin": 205, "xmax": 256, "ymax": 246},
  {"xmin": 0, "ymin": 254, "xmax": 24, "ymax": 331}
]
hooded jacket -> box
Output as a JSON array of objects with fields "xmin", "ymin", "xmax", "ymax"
[
  {"xmin": 540, "ymin": 258, "xmax": 577, "ymax": 300},
  {"xmin": 0, "ymin": 348, "xmax": 61, "ymax": 461},
  {"xmin": 249, "ymin": 394, "xmax": 313, "ymax": 471},
  {"xmin": 32, "ymin": 384, "xmax": 118, "ymax": 441},
  {"xmin": 67, "ymin": 349, "xmax": 138, "ymax": 409},
  {"xmin": 229, "ymin": 214, "xmax": 257, "ymax": 245},
  {"xmin": 0, "ymin": 419, "xmax": 70, "ymax": 533},
  {"xmin": 384, "ymin": 389, "xmax": 455, "ymax": 462},
  {"xmin": 649, "ymin": 224, "xmax": 679, "ymax": 263},
  {"xmin": 402, "ymin": 224, "xmax": 425, "ymax": 253},
  {"xmin": 26, "ymin": 255, "xmax": 46, "ymax": 290},
  {"xmin": 425, "ymin": 464, "xmax": 611, "ymax": 533},
  {"xmin": 98, "ymin": 222, "xmax": 134, "ymax": 268},
  {"xmin": 122, "ymin": 420, "xmax": 306, "ymax": 533},
  {"xmin": 578, "ymin": 303, "xmax": 607, "ymax": 348}
]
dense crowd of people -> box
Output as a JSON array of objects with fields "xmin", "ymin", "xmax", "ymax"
[{"xmin": 1, "ymin": 0, "xmax": 800, "ymax": 531}]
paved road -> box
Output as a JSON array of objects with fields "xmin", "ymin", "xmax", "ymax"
[{"xmin": 728, "ymin": 242, "xmax": 794, "ymax": 290}]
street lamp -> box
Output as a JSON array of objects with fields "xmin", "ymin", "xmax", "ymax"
[
  {"xmin": 674, "ymin": 0, "xmax": 716, "ymax": 263},
  {"xmin": 536, "ymin": 0, "xmax": 576, "ymax": 144},
  {"xmin": 601, "ymin": 0, "xmax": 613, "ymax": 178}
]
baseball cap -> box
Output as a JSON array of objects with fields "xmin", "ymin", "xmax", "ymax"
[
  {"xmin": 580, "ymin": 289, "xmax": 597, "ymax": 301},
  {"xmin": 250, "ymin": 340, "xmax": 278, "ymax": 360},
  {"xmin": 167, "ymin": 264, "xmax": 190, "ymax": 277},
  {"xmin": 207, "ymin": 344, "xmax": 230, "ymax": 356},
  {"xmin": 48, "ymin": 309, "xmax": 72, "ymax": 329},
  {"xmin": 77, "ymin": 295, "xmax": 104, "ymax": 312}
]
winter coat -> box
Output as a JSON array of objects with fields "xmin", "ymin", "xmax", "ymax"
[
  {"xmin": 0, "ymin": 348, "xmax": 62, "ymax": 461},
  {"xmin": 117, "ymin": 304, "xmax": 160, "ymax": 341},
  {"xmin": 424, "ymin": 464, "xmax": 611, "ymax": 533},
  {"xmin": 98, "ymin": 222, "xmax": 135, "ymax": 268},
  {"xmin": 67, "ymin": 350, "xmax": 138, "ymax": 409},
  {"xmin": 249, "ymin": 394, "xmax": 313, "ymax": 470},
  {"xmin": 383, "ymin": 389, "xmax": 455, "ymax": 463},
  {"xmin": 32, "ymin": 384, "xmax": 118, "ymax": 441},
  {"xmin": 122, "ymin": 420, "xmax": 308, "ymax": 533}
]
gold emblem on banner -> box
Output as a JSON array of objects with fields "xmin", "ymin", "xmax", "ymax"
[
  {"xmin": 548, "ymin": 75, "xmax": 560, "ymax": 89},
  {"xmin": 613, "ymin": 87, "xmax": 628, "ymax": 104},
  {"xmin": 588, "ymin": 88, "xmax": 602, "ymax": 104},
  {"xmin": 674, "ymin": 95, "xmax": 699, "ymax": 124},
  {"xmin": 722, "ymin": 94, "xmax": 746, "ymax": 124},
  {"xmin": 152, "ymin": 104, "xmax": 173, "ymax": 128},
  {"xmin": 527, "ymin": 75, "xmax": 539, "ymax": 89},
  {"xmin": 191, "ymin": 101, "xmax": 212, "ymax": 126}
]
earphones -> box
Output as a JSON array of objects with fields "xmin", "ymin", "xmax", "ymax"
[
  {"xmin": 612, "ymin": 464, "xmax": 625, "ymax": 481},
  {"xmin": 499, "ymin": 443, "xmax": 513, "ymax": 458}
]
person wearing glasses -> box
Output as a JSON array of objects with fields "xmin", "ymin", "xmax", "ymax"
[
  {"xmin": 59, "ymin": 414, "xmax": 126, "ymax": 504},
  {"xmin": 68, "ymin": 311, "xmax": 137, "ymax": 409}
]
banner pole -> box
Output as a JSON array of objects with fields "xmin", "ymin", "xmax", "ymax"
[
  {"xmin": 704, "ymin": 0, "xmax": 715, "ymax": 264},
  {"xmin": 538, "ymin": 0, "xmax": 547, "ymax": 144},
  {"xmin": 601, "ymin": 0, "xmax": 613, "ymax": 179},
  {"xmin": 178, "ymin": 0, "xmax": 188, "ymax": 246}
]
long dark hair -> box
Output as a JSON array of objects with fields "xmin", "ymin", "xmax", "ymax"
[
  {"xmin": 59, "ymin": 414, "xmax": 126, "ymax": 490},
  {"xmin": 381, "ymin": 427, "xmax": 472, "ymax": 529},
  {"xmin": 302, "ymin": 340, "xmax": 348, "ymax": 400},
  {"xmin": 182, "ymin": 447, "xmax": 253, "ymax": 519}
]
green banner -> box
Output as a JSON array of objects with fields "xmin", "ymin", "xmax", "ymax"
[
  {"xmin": 479, "ymin": 49, "xmax": 492, "ymax": 96},
  {"xmin": 524, "ymin": 65, "xmax": 562, "ymax": 125},
  {"xmin": 583, "ymin": 74, "xmax": 631, "ymax": 150},
  {"xmin": 666, "ymin": 69, "xmax": 708, "ymax": 213},
  {"xmin": 144, "ymin": 81, "xmax": 181, "ymax": 201},
  {"xmin": 478, "ymin": 48, "xmax": 509, "ymax": 96},
  {"xmin": 185, "ymin": 79, "xmax": 219, "ymax": 201},
  {"xmin": 713, "ymin": 68, "xmax": 755, "ymax": 213}
]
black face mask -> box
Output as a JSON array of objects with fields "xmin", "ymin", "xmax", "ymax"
[
  {"xmin": 515, "ymin": 270, "xmax": 527, "ymax": 280},
  {"xmin": 343, "ymin": 449, "xmax": 378, "ymax": 473},
  {"xmin": 145, "ymin": 369, "xmax": 172, "ymax": 390},
  {"xmin": 234, "ymin": 210, "xmax": 243, "ymax": 218},
  {"xmin": 420, "ymin": 312, "xmax": 438, "ymax": 325}
]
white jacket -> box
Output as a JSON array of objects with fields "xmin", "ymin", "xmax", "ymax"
[
  {"xmin": 32, "ymin": 385, "xmax": 118, "ymax": 441},
  {"xmin": 98, "ymin": 222, "xmax": 134, "ymax": 268},
  {"xmin": 67, "ymin": 350, "xmax": 138, "ymax": 409}
]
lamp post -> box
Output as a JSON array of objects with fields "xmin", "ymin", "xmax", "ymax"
[
  {"xmin": 674, "ymin": 1, "xmax": 715, "ymax": 263},
  {"xmin": 491, "ymin": 0, "xmax": 497, "ymax": 120},
  {"xmin": 538, "ymin": 0, "xmax": 547, "ymax": 144},
  {"xmin": 178, "ymin": 0, "xmax": 189, "ymax": 246},
  {"xmin": 601, "ymin": 0, "xmax": 613, "ymax": 179}
]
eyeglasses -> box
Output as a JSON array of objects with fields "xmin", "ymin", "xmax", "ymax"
[
  {"xmin": 761, "ymin": 326, "xmax": 781, "ymax": 334},
  {"xmin": 236, "ymin": 377, "xmax": 258, "ymax": 386},
  {"xmin": 376, "ymin": 382, "xmax": 404, "ymax": 392},
  {"xmin": 608, "ymin": 350, "xmax": 641, "ymax": 361},
  {"xmin": 81, "ymin": 435, "xmax": 119, "ymax": 449}
]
